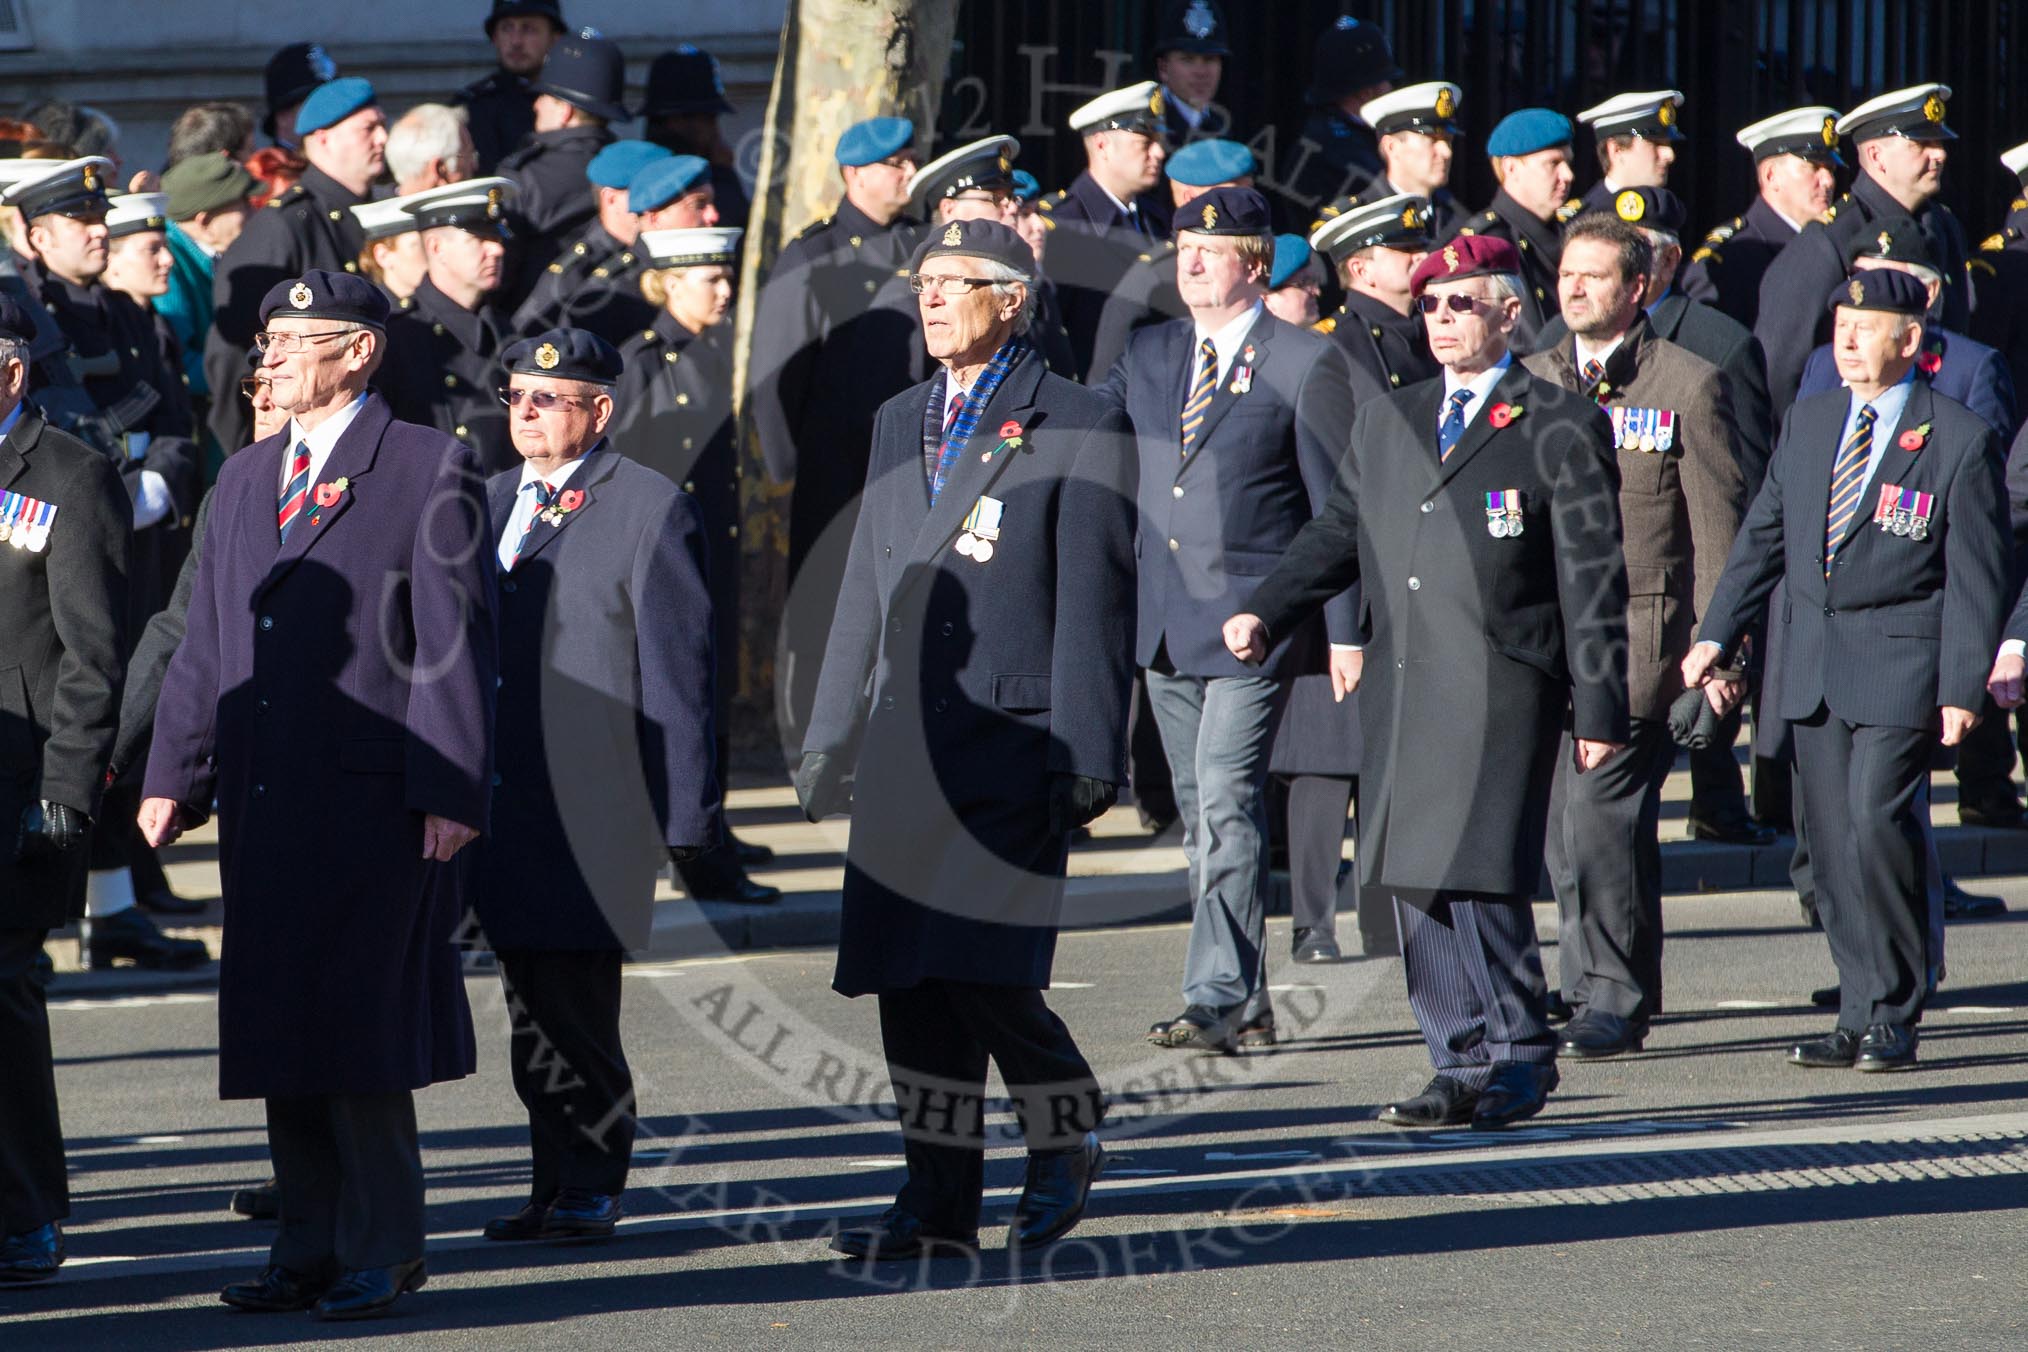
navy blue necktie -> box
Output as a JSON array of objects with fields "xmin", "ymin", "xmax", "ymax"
[{"xmin": 1437, "ymin": 389, "xmax": 1473, "ymax": 462}]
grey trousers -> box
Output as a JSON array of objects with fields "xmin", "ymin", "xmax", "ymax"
[{"xmin": 1144, "ymin": 668, "xmax": 1288, "ymax": 1018}]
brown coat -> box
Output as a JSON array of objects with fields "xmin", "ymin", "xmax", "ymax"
[{"xmin": 1526, "ymin": 319, "xmax": 1747, "ymax": 721}]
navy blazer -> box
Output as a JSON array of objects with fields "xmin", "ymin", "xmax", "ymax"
[
  {"xmin": 1700, "ymin": 381, "xmax": 2010, "ymax": 729},
  {"xmin": 1098, "ymin": 307, "xmax": 1358, "ymax": 678},
  {"xmin": 472, "ymin": 446, "xmax": 717, "ymax": 952},
  {"xmin": 145, "ymin": 393, "xmax": 497, "ymax": 1098},
  {"xmin": 1797, "ymin": 326, "xmax": 2018, "ymax": 442}
]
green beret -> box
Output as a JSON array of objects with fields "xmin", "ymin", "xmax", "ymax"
[{"xmin": 162, "ymin": 154, "xmax": 257, "ymax": 222}]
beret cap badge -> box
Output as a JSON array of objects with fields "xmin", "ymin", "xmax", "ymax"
[
  {"xmin": 1849, "ymin": 277, "xmax": 1866, "ymax": 305},
  {"xmin": 1443, "ymin": 244, "xmax": 1460, "ymax": 272},
  {"xmin": 1201, "ymin": 202, "xmax": 1217, "ymax": 229},
  {"xmin": 289, "ymin": 282, "xmax": 314, "ymax": 309},
  {"xmin": 535, "ymin": 342, "xmax": 561, "ymax": 370},
  {"xmin": 943, "ymin": 222, "xmax": 963, "ymax": 246},
  {"xmin": 1615, "ymin": 189, "xmax": 1645, "ymax": 222}
]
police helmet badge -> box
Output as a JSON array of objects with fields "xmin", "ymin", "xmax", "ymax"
[{"xmin": 1184, "ymin": 0, "xmax": 1216, "ymax": 39}]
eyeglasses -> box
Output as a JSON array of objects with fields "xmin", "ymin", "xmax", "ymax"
[
  {"xmin": 909, "ymin": 274, "xmax": 997, "ymax": 296},
  {"xmin": 252, "ymin": 328, "xmax": 358, "ymax": 354},
  {"xmin": 237, "ymin": 376, "xmax": 270, "ymax": 401},
  {"xmin": 1413, "ymin": 293, "xmax": 1499, "ymax": 316},
  {"xmin": 497, "ymin": 387, "xmax": 593, "ymax": 410}
]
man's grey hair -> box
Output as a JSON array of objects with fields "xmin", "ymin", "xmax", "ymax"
[
  {"xmin": 1481, "ymin": 272, "xmax": 1524, "ymax": 303},
  {"xmin": 976, "ymin": 257, "xmax": 1037, "ymax": 336},
  {"xmin": 0, "ymin": 336, "xmax": 27, "ymax": 371},
  {"xmin": 386, "ymin": 103, "xmax": 468, "ymax": 186}
]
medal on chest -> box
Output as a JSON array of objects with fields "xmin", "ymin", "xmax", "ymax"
[
  {"xmin": 0, "ymin": 491, "xmax": 55, "ymax": 551},
  {"xmin": 955, "ymin": 494, "xmax": 1005, "ymax": 562},
  {"xmin": 1611, "ymin": 405, "xmax": 1676, "ymax": 453},
  {"xmin": 1874, "ymin": 484, "xmax": 1934, "ymax": 540},
  {"xmin": 1484, "ymin": 489, "xmax": 1523, "ymax": 538}
]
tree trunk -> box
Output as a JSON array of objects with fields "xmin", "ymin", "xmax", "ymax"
[{"xmin": 726, "ymin": 0, "xmax": 957, "ymax": 770}]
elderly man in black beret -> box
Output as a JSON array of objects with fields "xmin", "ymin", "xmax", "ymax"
[
  {"xmin": 798, "ymin": 219, "xmax": 1135, "ymax": 1259},
  {"xmin": 142, "ymin": 269, "xmax": 497, "ymax": 1320}
]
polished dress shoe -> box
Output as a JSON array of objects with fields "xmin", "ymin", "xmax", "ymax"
[
  {"xmin": 1956, "ymin": 800, "xmax": 2024, "ymax": 828},
  {"xmin": 83, "ymin": 907, "xmax": 208, "ymax": 970},
  {"xmin": 230, "ymin": 1177, "xmax": 279, "ymax": 1219},
  {"xmin": 0, "ymin": 1223, "xmax": 63, "ymax": 1284},
  {"xmin": 1687, "ymin": 812, "xmax": 1777, "ymax": 846},
  {"xmin": 483, "ymin": 1199, "xmax": 550, "ymax": 1242},
  {"xmin": 1472, "ymin": 1062, "xmax": 1559, "ymax": 1129},
  {"xmin": 1291, "ymin": 927, "xmax": 1341, "ymax": 963},
  {"xmin": 1376, "ymin": 1074, "xmax": 1479, "ymax": 1127},
  {"xmin": 1235, "ymin": 1013, "xmax": 1276, "ymax": 1049},
  {"xmin": 1559, "ymin": 1010, "xmax": 1647, "ymax": 1059},
  {"xmin": 1943, "ymin": 877, "xmax": 2007, "ymax": 920},
  {"xmin": 1145, "ymin": 1006, "xmax": 1238, "ymax": 1054},
  {"xmin": 540, "ymin": 1189, "xmax": 621, "ymax": 1241},
  {"xmin": 220, "ymin": 1264, "xmax": 332, "ymax": 1312},
  {"xmin": 1544, "ymin": 990, "xmax": 1578, "ymax": 1025},
  {"xmin": 1789, "ymin": 1026, "xmax": 1861, "ymax": 1068},
  {"xmin": 314, "ymin": 1259, "xmax": 426, "ymax": 1320},
  {"xmin": 689, "ymin": 875, "xmax": 782, "ymax": 905},
  {"xmin": 1855, "ymin": 1022, "xmax": 1919, "ymax": 1072},
  {"xmin": 731, "ymin": 832, "xmax": 776, "ymax": 865},
  {"xmin": 138, "ymin": 887, "xmax": 206, "ymax": 916},
  {"xmin": 1810, "ymin": 984, "xmax": 1841, "ymax": 1009},
  {"xmin": 830, "ymin": 1206, "xmax": 977, "ymax": 1260},
  {"xmin": 1010, "ymin": 1131, "xmax": 1103, "ymax": 1248}
]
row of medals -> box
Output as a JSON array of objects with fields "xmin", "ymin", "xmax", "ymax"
[
  {"xmin": 1880, "ymin": 505, "xmax": 1932, "ymax": 540},
  {"xmin": 0, "ymin": 519, "xmax": 50, "ymax": 552}
]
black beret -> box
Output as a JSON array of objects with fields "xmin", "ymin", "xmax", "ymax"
[
  {"xmin": 1173, "ymin": 184, "xmax": 1272, "ymax": 238},
  {"xmin": 503, "ymin": 327, "xmax": 624, "ymax": 385},
  {"xmin": 1847, "ymin": 218, "xmax": 1937, "ymax": 271},
  {"xmin": 258, "ymin": 268, "xmax": 392, "ymax": 330},
  {"xmin": 1605, "ymin": 185, "xmax": 1687, "ymax": 234},
  {"xmin": 0, "ymin": 294, "xmax": 34, "ymax": 344},
  {"xmin": 909, "ymin": 217, "xmax": 1033, "ymax": 278},
  {"xmin": 1827, "ymin": 269, "xmax": 1928, "ymax": 315}
]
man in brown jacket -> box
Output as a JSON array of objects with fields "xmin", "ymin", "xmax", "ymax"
[{"xmin": 1525, "ymin": 205, "xmax": 1747, "ymax": 1057}]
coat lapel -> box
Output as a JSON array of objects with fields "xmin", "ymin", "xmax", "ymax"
[
  {"xmin": 1180, "ymin": 309, "xmax": 1272, "ymax": 473},
  {"xmin": 905, "ymin": 348, "xmax": 1045, "ymax": 572},
  {"xmin": 511, "ymin": 443, "xmax": 622, "ymax": 570},
  {"xmin": 261, "ymin": 395, "xmax": 391, "ymax": 593},
  {"xmin": 1435, "ymin": 362, "xmax": 1533, "ymax": 488},
  {"xmin": 0, "ymin": 409, "xmax": 41, "ymax": 489}
]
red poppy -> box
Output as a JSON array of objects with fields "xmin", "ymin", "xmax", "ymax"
[
  {"xmin": 999, "ymin": 420, "xmax": 1022, "ymax": 438},
  {"xmin": 1898, "ymin": 429, "xmax": 1925, "ymax": 451},
  {"xmin": 559, "ymin": 489, "xmax": 585, "ymax": 512},
  {"xmin": 1917, "ymin": 351, "xmax": 1942, "ymax": 376},
  {"xmin": 313, "ymin": 482, "xmax": 342, "ymax": 507},
  {"xmin": 1489, "ymin": 403, "xmax": 1515, "ymax": 428}
]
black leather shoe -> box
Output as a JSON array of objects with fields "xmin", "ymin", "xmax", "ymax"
[
  {"xmin": 1146, "ymin": 1006, "xmax": 1238, "ymax": 1054},
  {"xmin": 1376, "ymin": 1074, "xmax": 1479, "ymax": 1127},
  {"xmin": 137, "ymin": 888, "xmax": 206, "ymax": 916},
  {"xmin": 0, "ymin": 1223, "xmax": 63, "ymax": 1284},
  {"xmin": 1559, "ymin": 1010, "xmax": 1647, "ymax": 1058},
  {"xmin": 731, "ymin": 833, "xmax": 776, "ymax": 865},
  {"xmin": 1544, "ymin": 991, "xmax": 1578, "ymax": 1025},
  {"xmin": 1688, "ymin": 812, "xmax": 1777, "ymax": 846},
  {"xmin": 1956, "ymin": 801, "xmax": 2024, "ymax": 829},
  {"xmin": 540, "ymin": 1189, "xmax": 620, "ymax": 1241},
  {"xmin": 83, "ymin": 908, "xmax": 208, "ymax": 971},
  {"xmin": 1292, "ymin": 928, "xmax": 1341, "ymax": 963},
  {"xmin": 1789, "ymin": 1026, "xmax": 1861, "ymax": 1068},
  {"xmin": 1855, "ymin": 1022, "xmax": 1919, "ymax": 1072},
  {"xmin": 688, "ymin": 875, "xmax": 782, "ymax": 905},
  {"xmin": 313, "ymin": 1259, "xmax": 426, "ymax": 1320},
  {"xmin": 1235, "ymin": 1014, "xmax": 1276, "ymax": 1049},
  {"xmin": 1810, "ymin": 984, "xmax": 1840, "ymax": 1009},
  {"xmin": 220, "ymin": 1264, "xmax": 332, "ymax": 1312},
  {"xmin": 483, "ymin": 1200, "xmax": 550, "ymax": 1242},
  {"xmin": 1010, "ymin": 1131, "xmax": 1103, "ymax": 1248},
  {"xmin": 230, "ymin": 1177, "xmax": 279, "ymax": 1219},
  {"xmin": 29, "ymin": 949, "xmax": 52, "ymax": 991},
  {"xmin": 830, "ymin": 1206, "xmax": 977, "ymax": 1260},
  {"xmin": 1943, "ymin": 877, "xmax": 2007, "ymax": 920},
  {"xmin": 1472, "ymin": 1062, "xmax": 1559, "ymax": 1129}
]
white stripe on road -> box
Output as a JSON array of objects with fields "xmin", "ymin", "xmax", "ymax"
[{"xmin": 47, "ymin": 992, "xmax": 216, "ymax": 1011}]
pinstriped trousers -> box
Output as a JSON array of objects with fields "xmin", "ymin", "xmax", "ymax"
[{"xmin": 1392, "ymin": 891, "xmax": 1557, "ymax": 1089}]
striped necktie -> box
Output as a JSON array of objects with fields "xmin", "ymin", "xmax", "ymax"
[
  {"xmin": 1579, "ymin": 355, "xmax": 1608, "ymax": 404},
  {"xmin": 1824, "ymin": 403, "xmax": 1877, "ymax": 575},
  {"xmin": 1437, "ymin": 388, "xmax": 1473, "ymax": 462},
  {"xmin": 508, "ymin": 481, "xmax": 557, "ymax": 569},
  {"xmin": 1180, "ymin": 337, "xmax": 1217, "ymax": 456},
  {"xmin": 277, "ymin": 442, "xmax": 311, "ymax": 542}
]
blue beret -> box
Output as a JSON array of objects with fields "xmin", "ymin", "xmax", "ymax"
[
  {"xmin": 1165, "ymin": 138, "xmax": 1258, "ymax": 187},
  {"xmin": 587, "ymin": 140, "xmax": 673, "ymax": 191},
  {"xmin": 1010, "ymin": 169, "xmax": 1041, "ymax": 203},
  {"xmin": 836, "ymin": 116, "xmax": 915, "ymax": 168},
  {"xmin": 504, "ymin": 328, "xmax": 624, "ymax": 385},
  {"xmin": 1487, "ymin": 108, "xmax": 1574, "ymax": 159},
  {"xmin": 258, "ymin": 268, "xmax": 391, "ymax": 330},
  {"xmin": 295, "ymin": 78, "xmax": 378, "ymax": 138},
  {"xmin": 628, "ymin": 155, "xmax": 711, "ymax": 213},
  {"xmin": 1172, "ymin": 184, "xmax": 1271, "ymax": 238},
  {"xmin": 1268, "ymin": 235, "xmax": 1315, "ymax": 290}
]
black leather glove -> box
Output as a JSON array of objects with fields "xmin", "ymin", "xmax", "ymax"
[
  {"xmin": 793, "ymin": 751, "xmax": 850, "ymax": 823},
  {"xmin": 1047, "ymin": 774, "xmax": 1118, "ymax": 836},
  {"xmin": 16, "ymin": 800, "xmax": 89, "ymax": 863},
  {"xmin": 668, "ymin": 845, "xmax": 704, "ymax": 865},
  {"xmin": 1666, "ymin": 685, "xmax": 1724, "ymax": 749}
]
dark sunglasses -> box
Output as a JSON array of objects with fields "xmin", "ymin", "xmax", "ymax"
[{"xmin": 1414, "ymin": 293, "xmax": 1498, "ymax": 315}]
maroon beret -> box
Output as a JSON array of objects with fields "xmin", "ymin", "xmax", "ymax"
[{"xmin": 1409, "ymin": 235, "xmax": 1522, "ymax": 298}]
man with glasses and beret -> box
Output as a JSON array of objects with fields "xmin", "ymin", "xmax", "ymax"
[
  {"xmin": 1227, "ymin": 234, "xmax": 1629, "ymax": 1128},
  {"xmin": 796, "ymin": 217, "xmax": 1132, "ymax": 1260},
  {"xmin": 473, "ymin": 327, "xmax": 718, "ymax": 1246},
  {"xmin": 456, "ymin": 0, "xmax": 565, "ymax": 174},
  {"xmin": 509, "ymin": 140, "xmax": 670, "ymax": 337},
  {"xmin": 378, "ymin": 179, "xmax": 521, "ymax": 473},
  {"xmin": 141, "ymin": 269, "xmax": 496, "ymax": 1319},
  {"xmin": 750, "ymin": 115, "xmax": 925, "ymax": 745},
  {"xmin": 643, "ymin": 45, "xmax": 750, "ymax": 230},
  {"xmin": 1098, "ymin": 186, "xmax": 1357, "ymax": 1054}
]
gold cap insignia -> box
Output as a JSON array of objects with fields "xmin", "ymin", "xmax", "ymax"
[
  {"xmin": 1615, "ymin": 189, "xmax": 1645, "ymax": 223},
  {"xmin": 942, "ymin": 221, "xmax": 963, "ymax": 246},
  {"xmin": 1434, "ymin": 87, "xmax": 1455, "ymax": 120},
  {"xmin": 288, "ymin": 282, "xmax": 314, "ymax": 309},
  {"xmin": 1401, "ymin": 204, "xmax": 1418, "ymax": 228},
  {"xmin": 535, "ymin": 342, "xmax": 561, "ymax": 370},
  {"xmin": 1201, "ymin": 202, "xmax": 1217, "ymax": 229},
  {"xmin": 1822, "ymin": 116, "xmax": 1838, "ymax": 147},
  {"xmin": 998, "ymin": 154, "xmax": 1010, "ymax": 173},
  {"xmin": 1150, "ymin": 88, "xmax": 1165, "ymax": 118},
  {"xmin": 1923, "ymin": 93, "xmax": 1946, "ymax": 124},
  {"xmin": 81, "ymin": 165, "xmax": 97, "ymax": 192},
  {"xmin": 1443, "ymin": 244, "xmax": 1460, "ymax": 273},
  {"xmin": 1848, "ymin": 277, "xmax": 1865, "ymax": 306},
  {"xmin": 1657, "ymin": 101, "xmax": 1677, "ymax": 127}
]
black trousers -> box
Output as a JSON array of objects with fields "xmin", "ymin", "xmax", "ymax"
[
  {"xmin": 0, "ymin": 928, "xmax": 65, "ymax": 1235},
  {"xmin": 497, "ymin": 949, "xmax": 634, "ymax": 1201},
  {"xmin": 876, "ymin": 980, "xmax": 1104, "ymax": 1236},
  {"xmin": 1543, "ymin": 719, "xmax": 1676, "ymax": 1019},
  {"xmin": 1283, "ymin": 774, "xmax": 1351, "ymax": 935},
  {"xmin": 1686, "ymin": 704, "xmax": 1749, "ymax": 823},
  {"xmin": 265, "ymin": 1091, "xmax": 424, "ymax": 1272},
  {"xmin": 1393, "ymin": 891, "xmax": 1555, "ymax": 1089},
  {"xmin": 1953, "ymin": 698, "xmax": 2022, "ymax": 811},
  {"xmin": 1792, "ymin": 711, "xmax": 1932, "ymax": 1030}
]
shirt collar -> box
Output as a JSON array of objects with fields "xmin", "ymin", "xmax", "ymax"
[
  {"xmin": 0, "ymin": 401, "xmax": 24, "ymax": 440},
  {"xmin": 1573, "ymin": 330, "xmax": 1628, "ymax": 370},
  {"xmin": 1097, "ymin": 180, "xmax": 1138, "ymax": 219},
  {"xmin": 1848, "ymin": 366, "xmax": 1917, "ymax": 421},
  {"xmin": 1194, "ymin": 300, "xmax": 1264, "ymax": 354},
  {"xmin": 1441, "ymin": 352, "xmax": 1513, "ymax": 407},
  {"xmin": 517, "ymin": 445, "xmax": 596, "ymax": 492},
  {"xmin": 286, "ymin": 391, "xmax": 369, "ymax": 459}
]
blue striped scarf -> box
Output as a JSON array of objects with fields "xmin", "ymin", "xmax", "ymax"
[{"xmin": 923, "ymin": 336, "xmax": 1029, "ymax": 504}]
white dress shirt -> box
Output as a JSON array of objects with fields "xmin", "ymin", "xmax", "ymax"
[
  {"xmin": 1837, "ymin": 367, "xmax": 1915, "ymax": 497},
  {"xmin": 1572, "ymin": 331, "xmax": 1627, "ymax": 374},
  {"xmin": 277, "ymin": 391, "xmax": 369, "ymax": 498},
  {"xmin": 1436, "ymin": 352, "xmax": 1514, "ymax": 433},
  {"xmin": 496, "ymin": 453, "xmax": 589, "ymax": 570},
  {"xmin": 1188, "ymin": 301, "xmax": 1265, "ymax": 389}
]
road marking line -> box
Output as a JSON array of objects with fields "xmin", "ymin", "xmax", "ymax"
[{"xmin": 1714, "ymin": 999, "xmax": 1785, "ymax": 1009}]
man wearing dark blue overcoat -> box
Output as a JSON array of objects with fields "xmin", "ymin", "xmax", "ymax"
[
  {"xmin": 796, "ymin": 220, "xmax": 1135, "ymax": 1260},
  {"xmin": 471, "ymin": 328, "xmax": 717, "ymax": 1245},
  {"xmin": 141, "ymin": 270, "xmax": 496, "ymax": 1320}
]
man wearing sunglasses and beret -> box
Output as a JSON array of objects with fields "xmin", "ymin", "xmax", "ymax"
[{"xmin": 1226, "ymin": 233, "xmax": 1630, "ymax": 1130}]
